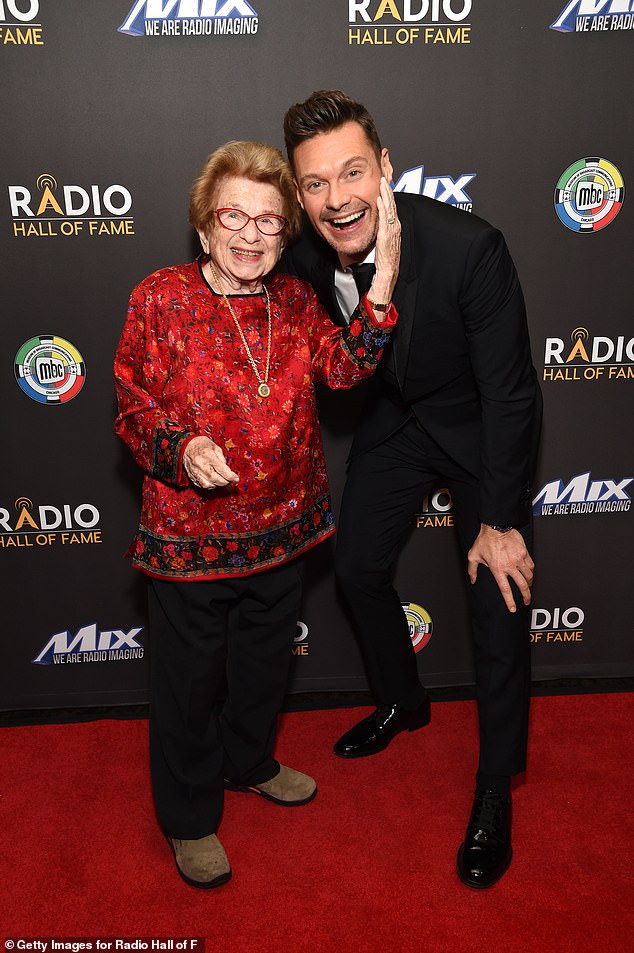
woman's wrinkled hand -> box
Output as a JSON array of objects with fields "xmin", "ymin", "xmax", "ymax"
[
  {"xmin": 183, "ymin": 436, "xmax": 239, "ymax": 490},
  {"xmin": 368, "ymin": 176, "xmax": 401, "ymax": 311}
]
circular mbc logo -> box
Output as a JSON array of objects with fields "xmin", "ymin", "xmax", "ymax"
[
  {"xmin": 402, "ymin": 602, "xmax": 433, "ymax": 652},
  {"xmin": 554, "ymin": 158, "xmax": 624, "ymax": 233},
  {"xmin": 15, "ymin": 335, "xmax": 86, "ymax": 404}
]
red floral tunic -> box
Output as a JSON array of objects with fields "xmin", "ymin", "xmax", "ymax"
[{"xmin": 114, "ymin": 259, "xmax": 396, "ymax": 580}]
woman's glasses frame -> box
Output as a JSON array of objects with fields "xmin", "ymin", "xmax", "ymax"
[{"xmin": 213, "ymin": 208, "xmax": 288, "ymax": 237}]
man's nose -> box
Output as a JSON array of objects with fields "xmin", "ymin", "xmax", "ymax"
[{"xmin": 326, "ymin": 182, "xmax": 350, "ymax": 210}]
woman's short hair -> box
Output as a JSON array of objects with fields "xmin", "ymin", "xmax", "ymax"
[
  {"xmin": 283, "ymin": 90, "xmax": 382, "ymax": 167},
  {"xmin": 189, "ymin": 140, "xmax": 302, "ymax": 241}
]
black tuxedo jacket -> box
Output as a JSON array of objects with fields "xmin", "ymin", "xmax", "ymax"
[{"xmin": 281, "ymin": 192, "xmax": 542, "ymax": 528}]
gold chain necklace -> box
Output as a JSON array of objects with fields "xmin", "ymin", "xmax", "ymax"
[{"xmin": 208, "ymin": 261, "xmax": 272, "ymax": 398}]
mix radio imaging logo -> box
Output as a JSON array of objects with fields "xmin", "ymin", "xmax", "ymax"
[
  {"xmin": 550, "ymin": 0, "xmax": 634, "ymax": 32},
  {"xmin": 0, "ymin": 498, "xmax": 103, "ymax": 550},
  {"xmin": 33, "ymin": 623, "xmax": 144, "ymax": 665},
  {"xmin": 530, "ymin": 606, "xmax": 584, "ymax": 645},
  {"xmin": 554, "ymin": 158, "xmax": 625, "ymax": 233},
  {"xmin": 348, "ymin": 0, "xmax": 473, "ymax": 47},
  {"xmin": 118, "ymin": 0, "xmax": 259, "ymax": 37},
  {"xmin": 7, "ymin": 173, "xmax": 135, "ymax": 238},
  {"xmin": 394, "ymin": 165, "xmax": 475, "ymax": 212},
  {"xmin": 532, "ymin": 472, "xmax": 632, "ymax": 517},
  {"xmin": 15, "ymin": 335, "xmax": 86, "ymax": 404},
  {"xmin": 402, "ymin": 602, "xmax": 433, "ymax": 652},
  {"xmin": 543, "ymin": 327, "xmax": 634, "ymax": 382},
  {"xmin": 0, "ymin": 0, "xmax": 44, "ymax": 45}
]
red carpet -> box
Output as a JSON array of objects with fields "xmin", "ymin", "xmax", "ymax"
[{"xmin": 2, "ymin": 694, "xmax": 633, "ymax": 953}]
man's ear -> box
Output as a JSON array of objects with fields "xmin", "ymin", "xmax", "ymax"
[
  {"xmin": 380, "ymin": 148, "xmax": 393, "ymax": 185},
  {"xmin": 294, "ymin": 181, "xmax": 305, "ymax": 211}
]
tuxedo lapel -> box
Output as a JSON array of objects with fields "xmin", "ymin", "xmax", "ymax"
[
  {"xmin": 392, "ymin": 198, "xmax": 419, "ymax": 390},
  {"xmin": 315, "ymin": 257, "xmax": 348, "ymax": 327}
]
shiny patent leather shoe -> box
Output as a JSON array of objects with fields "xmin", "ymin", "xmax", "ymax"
[
  {"xmin": 457, "ymin": 790, "xmax": 512, "ymax": 889},
  {"xmin": 333, "ymin": 698, "xmax": 431, "ymax": 758}
]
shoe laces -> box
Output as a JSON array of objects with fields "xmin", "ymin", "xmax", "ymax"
[{"xmin": 469, "ymin": 790, "xmax": 507, "ymax": 836}]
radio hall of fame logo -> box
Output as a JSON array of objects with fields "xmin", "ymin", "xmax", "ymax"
[
  {"xmin": 533, "ymin": 472, "xmax": 632, "ymax": 517},
  {"xmin": 0, "ymin": 0, "xmax": 44, "ymax": 46},
  {"xmin": 530, "ymin": 606, "xmax": 585, "ymax": 645},
  {"xmin": 7, "ymin": 173, "xmax": 135, "ymax": 238},
  {"xmin": 15, "ymin": 335, "xmax": 86, "ymax": 404},
  {"xmin": 554, "ymin": 158, "xmax": 625, "ymax": 233},
  {"xmin": 402, "ymin": 602, "xmax": 433, "ymax": 652},
  {"xmin": 550, "ymin": 0, "xmax": 634, "ymax": 33},
  {"xmin": 348, "ymin": 0, "xmax": 473, "ymax": 47},
  {"xmin": 543, "ymin": 327, "xmax": 634, "ymax": 382},
  {"xmin": 0, "ymin": 497, "xmax": 103, "ymax": 550},
  {"xmin": 416, "ymin": 487, "xmax": 455, "ymax": 528},
  {"xmin": 118, "ymin": 0, "xmax": 259, "ymax": 37},
  {"xmin": 293, "ymin": 621, "xmax": 310, "ymax": 657}
]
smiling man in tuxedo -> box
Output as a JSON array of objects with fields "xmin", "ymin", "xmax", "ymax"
[{"xmin": 281, "ymin": 90, "xmax": 542, "ymax": 889}]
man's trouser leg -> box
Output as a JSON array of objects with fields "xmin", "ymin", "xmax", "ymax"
[
  {"xmin": 335, "ymin": 420, "xmax": 435, "ymax": 709},
  {"xmin": 448, "ymin": 477, "xmax": 532, "ymax": 777}
]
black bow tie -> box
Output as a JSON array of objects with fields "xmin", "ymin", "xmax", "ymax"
[{"xmin": 350, "ymin": 262, "xmax": 375, "ymax": 298}]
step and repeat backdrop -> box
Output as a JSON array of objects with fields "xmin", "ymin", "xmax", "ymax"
[{"xmin": 1, "ymin": 1, "xmax": 632, "ymax": 710}]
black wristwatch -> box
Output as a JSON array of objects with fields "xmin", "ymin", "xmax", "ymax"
[{"xmin": 485, "ymin": 523, "xmax": 514, "ymax": 534}]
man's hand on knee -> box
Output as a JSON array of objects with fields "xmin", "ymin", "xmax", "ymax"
[{"xmin": 467, "ymin": 524, "xmax": 534, "ymax": 613}]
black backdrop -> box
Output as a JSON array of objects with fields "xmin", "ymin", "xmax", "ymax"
[{"xmin": 1, "ymin": 0, "xmax": 632, "ymax": 711}]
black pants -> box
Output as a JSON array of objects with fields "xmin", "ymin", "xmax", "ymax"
[
  {"xmin": 335, "ymin": 416, "xmax": 532, "ymax": 777},
  {"xmin": 147, "ymin": 561, "xmax": 303, "ymax": 839}
]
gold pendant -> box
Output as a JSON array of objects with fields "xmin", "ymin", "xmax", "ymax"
[{"xmin": 258, "ymin": 383, "xmax": 271, "ymax": 398}]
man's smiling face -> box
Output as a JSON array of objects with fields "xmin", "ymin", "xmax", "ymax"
[{"xmin": 292, "ymin": 121, "xmax": 392, "ymax": 267}]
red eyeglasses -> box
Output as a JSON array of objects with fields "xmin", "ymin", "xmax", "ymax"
[{"xmin": 213, "ymin": 208, "xmax": 288, "ymax": 236}]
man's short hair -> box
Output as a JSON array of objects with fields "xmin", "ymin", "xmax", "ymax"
[{"xmin": 283, "ymin": 90, "xmax": 382, "ymax": 168}]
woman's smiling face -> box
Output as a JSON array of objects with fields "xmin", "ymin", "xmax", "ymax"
[{"xmin": 198, "ymin": 176, "xmax": 286, "ymax": 293}]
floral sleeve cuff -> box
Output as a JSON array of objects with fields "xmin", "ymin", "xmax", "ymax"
[
  {"xmin": 341, "ymin": 297, "xmax": 398, "ymax": 369},
  {"xmin": 152, "ymin": 423, "xmax": 195, "ymax": 486}
]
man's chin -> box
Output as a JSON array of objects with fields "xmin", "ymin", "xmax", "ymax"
[{"xmin": 319, "ymin": 225, "xmax": 376, "ymax": 262}]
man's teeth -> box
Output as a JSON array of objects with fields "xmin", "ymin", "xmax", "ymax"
[{"xmin": 332, "ymin": 211, "xmax": 364, "ymax": 228}]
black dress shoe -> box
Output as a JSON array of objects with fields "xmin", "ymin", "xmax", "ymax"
[
  {"xmin": 457, "ymin": 789, "xmax": 512, "ymax": 889},
  {"xmin": 333, "ymin": 698, "xmax": 431, "ymax": 758}
]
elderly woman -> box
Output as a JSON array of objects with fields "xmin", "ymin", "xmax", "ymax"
[{"xmin": 114, "ymin": 140, "xmax": 400, "ymax": 889}]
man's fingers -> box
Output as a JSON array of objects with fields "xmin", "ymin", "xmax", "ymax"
[
  {"xmin": 511, "ymin": 569, "xmax": 533, "ymax": 605},
  {"xmin": 493, "ymin": 573, "xmax": 518, "ymax": 613},
  {"xmin": 473, "ymin": 557, "xmax": 532, "ymax": 612},
  {"xmin": 495, "ymin": 568, "xmax": 532, "ymax": 612},
  {"xmin": 522, "ymin": 557, "xmax": 535, "ymax": 586},
  {"xmin": 467, "ymin": 553, "xmax": 480, "ymax": 585}
]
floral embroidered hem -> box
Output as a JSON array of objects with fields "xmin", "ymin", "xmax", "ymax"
[{"xmin": 130, "ymin": 493, "xmax": 335, "ymax": 580}]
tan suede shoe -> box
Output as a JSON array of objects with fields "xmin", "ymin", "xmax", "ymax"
[
  {"xmin": 225, "ymin": 764, "xmax": 317, "ymax": 806},
  {"xmin": 168, "ymin": 833, "xmax": 231, "ymax": 889}
]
